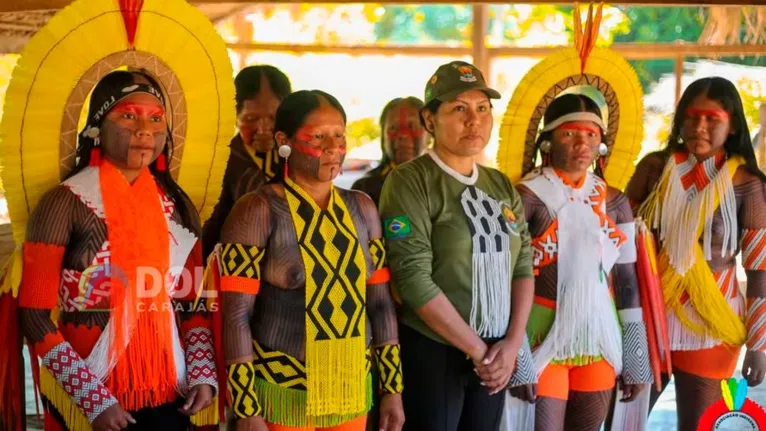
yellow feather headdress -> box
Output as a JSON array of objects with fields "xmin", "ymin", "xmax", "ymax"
[
  {"xmin": 1, "ymin": 0, "xmax": 235, "ymax": 245},
  {"xmin": 496, "ymin": 2, "xmax": 644, "ymax": 190},
  {"xmin": 0, "ymin": 0, "xmax": 235, "ymax": 426}
]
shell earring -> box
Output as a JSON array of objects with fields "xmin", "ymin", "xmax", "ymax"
[
  {"xmin": 278, "ymin": 144, "xmax": 292, "ymax": 158},
  {"xmin": 598, "ymin": 142, "xmax": 608, "ymax": 156},
  {"xmin": 539, "ymin": 140, "xmax": 552, "ymax": 153}
]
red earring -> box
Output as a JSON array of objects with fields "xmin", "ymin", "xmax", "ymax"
[
  {"xmin": 542, "ymin": 152, "xmax": 551, "ymax": 168},
  {"xmin": 156, "ymin": 153, "xmax": 167, "ymax": 172},
  {"xmin": 89, "ymin": 146, "xmax": 101, "ymax": 167}
]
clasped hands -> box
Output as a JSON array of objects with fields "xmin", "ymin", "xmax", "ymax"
[{"xmin": 472, "ymin": 336, "xmax": 526, "ymax": 396}]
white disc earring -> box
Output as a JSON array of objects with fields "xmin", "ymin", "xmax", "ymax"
[
  {"xmin": 539, "ymin": 140, "xmax": 552, "ymax": 153},
  {"xmin": 278, "ymin": 144, "xmax": 292, "ymax": 158}
]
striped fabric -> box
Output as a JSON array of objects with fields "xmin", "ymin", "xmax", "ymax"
[
  {"xmin": 743, "ymin": 229, "xmax": 766, "ymax": 270},
  {"xmin": 675, "ymin": 150, "xmax": 726, "ymax": 199},
  {"xmin": 746, "ymin": 297, "xmax": 766, "ymax": 352}
]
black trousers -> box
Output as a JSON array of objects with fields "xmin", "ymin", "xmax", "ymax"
[{"xmin": 399, "ymin": 324, "xmax": 504, "ymax": 431}]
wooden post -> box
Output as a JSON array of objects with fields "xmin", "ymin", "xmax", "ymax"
[
  {"xmin": 472, "ymin": 4, "xmax": 493, "ymax": 166},
  {"xmin": 674, "ymin": 53, "xmax": 684, "ymax": 106},
  {"xmin": 472, "ymin": 4, "xmax": 490, "ymax": 75},
  {"xmin": 232, "ymin": 9, "xmax": 253, "ymax": 72}
]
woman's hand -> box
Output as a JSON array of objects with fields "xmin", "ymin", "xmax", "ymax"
[
  {"xmin": 378, "ymin": 393, "xmax": 405, "ymax": 431},
  {"xmin": 474, "ymin": 337, "xmax": 521, "ymax": 395},
  {"xmin": 743, "ymin": 350, "xmax": 766, "ymax": 387},
  {"xmin": 508, "ymin": 384, "xmax": 537, "ymax": 403},
  {"xmin": 617, "ymin": 377, "xmax": 648, "ymax": 402},
  {"xmin": 92, "ymin": 404, "xmax": 136, "ymax": 431},
  {"xmin": 178, "ymin": 384, "xmax": 214, "ymax": 415}
]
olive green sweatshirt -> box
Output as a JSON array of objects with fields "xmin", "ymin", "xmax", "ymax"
[{"xmin": 379, "ymin": 153, "xmax": 534, "ymax": 345}]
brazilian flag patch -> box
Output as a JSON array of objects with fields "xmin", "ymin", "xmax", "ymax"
[{"xmin": 384, "ymin": 216, "xmax": 412, "ymax": 240}]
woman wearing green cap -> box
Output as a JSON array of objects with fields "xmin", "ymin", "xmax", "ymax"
[{"xmin": 378, "ymin": 61, "xmax": 537, "ymax": 431}]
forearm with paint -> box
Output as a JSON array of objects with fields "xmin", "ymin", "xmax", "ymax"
[
  {"xmin": 618, "ymin": 308, "xmax": 653, "ymax": 385},
  {"xmin": 374, "ymin": 344, "xmax": 403, "ymax": 394}
]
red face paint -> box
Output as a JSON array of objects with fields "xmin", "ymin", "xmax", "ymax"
[
  {"xmin": 685, "ymin": 108, "xmax": 729, "ymax": 119},
  {"xmin": 293, "ymin": 140, "xmax": 324, "ymax": 158},
  {"xmin": 296, "ymin": 127, "xmax": 315, "ymax": 144},
  {"xmin": 111, "ymin": 101, "xmax": 165, "ymax": 118},
  {"xmin": 294, "ymin": 126, "xmax": 346, "ymax": 156},
  {"xmin": 386, "ymin": 106, "xmax": 425, "ymax": 140},
  {"xmin": 558, "ymin": 123, "xmax": 599, "ymax": 134}
]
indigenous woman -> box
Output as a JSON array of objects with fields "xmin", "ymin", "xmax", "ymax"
[
  {"xmin": 352, "ymin": 97, "xmax": 429, "ymax": 205},
  {"xmin": 352, "ymin": 97, "xmax": 427, "ymax": 431},
  {"xmin": 379, "ymin": 61, "xmax": 536, "ymax": 431},
  {"xmin": 0, "ymin": 2, "xmax": 235, "ymax": 429},
  {"xmin": 218, "ymin": 90, "xmax": 404, "ymax": 431},
  {"xmin": 202, "ymin": 65, "xmax": 292, "ymax": 258},
  {"xmin": 626, "ymin": 77, "xmax": 766, "ymax": 430},
  {"xmin": 510, "ymin": 94, "xmax": 652, "ymax": 430},
  {"xmin": 10, "ymin": 70, "xmax": 219, "ymax": 430},
  {"xmin": 495, "ymin": 19, "xmax": 655, "ymax": 426}
]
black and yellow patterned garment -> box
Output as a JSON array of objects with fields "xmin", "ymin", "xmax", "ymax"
[
  {"xmin": 201, "ymin": 135, "xmax": 282, "ymax": 259},
  {"xmin": 219, "ymin": 179, "xmax": 400, "ymax": 428}
]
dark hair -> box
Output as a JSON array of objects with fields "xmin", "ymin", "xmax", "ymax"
[
  {"xmin": 379, "ymin": 96, "xmax": 425, "ymax": 164},
  {"xmin": 271, "ymin": 89, "xmax": 346, "ymax": 183},
  {"xmin": 529, "ymin": 93, "xmax": 606, "ymax": 178},
  {"xmin": 68, "ymin": 70, "xmax": 198, "ymax": 233},
  {"xmin": 419, "ymin": 100, "xmax": 442, "ymax": 135},
  {"xmin": 235, "ymin": 65, "xmax": 292, "ymax": 113},
  {"xmin": 666, "ymin": 77, "xmax": 765, "ymax": 182}
]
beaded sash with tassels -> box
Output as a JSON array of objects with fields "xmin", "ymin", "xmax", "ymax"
[
  {"xmin": 639, "ymin": 151, "xmax": 746, "ymax": 347},
  {"xmin": 283, "ymin": 177, "xmax": 369, "ymax": 423}
]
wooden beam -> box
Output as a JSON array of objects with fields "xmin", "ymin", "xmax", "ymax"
[
  {"xmin": 2, "ymin": 0, "xmax": 765, "ymax": 13},
  {"xmin": 490, "ymin": 43, "xmax": 766, "ymax": 59},
  {"xmin": 228, "ymin": 41, "xmax": 766, "ymax": 60},
  {"xmin": 226, "ymin": 42, "xmax": 472, "ymax": 57}
]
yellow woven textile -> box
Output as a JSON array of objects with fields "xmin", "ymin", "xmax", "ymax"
[{"xmin": 283, "ymin": 177, "xmax": 368, "ymax": 419}]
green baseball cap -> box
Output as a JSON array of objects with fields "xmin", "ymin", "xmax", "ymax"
[{"xmin": 424, "ymin": 61, "xmax": 501, "ymax": 107}]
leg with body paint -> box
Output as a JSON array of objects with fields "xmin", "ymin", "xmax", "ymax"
[
  {"xmin": 534, "ymin": 397, "xmax": 567, "ymax": 431},
  {"xmin": 563, "ymin": 390, "xmax": 612, "ymax": 431},
  {"xmin": 534, "ymin": 364, "xmax": 569, "ymax": 431},
  {"xmin": 561, "ymin": 360, "xmax": 616, "ymax": 431},
  {"xmin": 674, "ymin": 370, "xmax": 721, "ymax": 431},
  {"xmin": 671, "ymin": 345, "xmax": 740, "ymax": 431}
]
